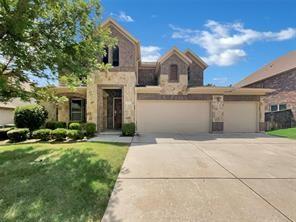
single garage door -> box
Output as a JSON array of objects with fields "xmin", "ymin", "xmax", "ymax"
[
  {"xmin": 136, "ymin": 100, "xmax": 210, "ymax": 133},
  {"xmin": 224, "ymin": 101, "xmax": 258, "ymax": 133}
]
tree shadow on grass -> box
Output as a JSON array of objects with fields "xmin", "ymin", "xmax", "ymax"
[{"xmin": 0, "ymin": 147, "xmax": 120, "ymax": 221}]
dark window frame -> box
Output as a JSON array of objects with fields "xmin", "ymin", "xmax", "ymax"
[
  {"xmin": 102, "ymin": 46, "xmax": 109, "ymax": 64},
  {"xmin": 112, "ymin": 45, "xmax": 119, "ymax": 67},
  {"xmin": 169, "ymin": 64, "xmax": 179, "ymax": 82}
]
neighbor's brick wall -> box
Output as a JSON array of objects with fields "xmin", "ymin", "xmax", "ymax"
[
  {"xmin": 246, "ymin": 68, "xmax": 296, "ymax": 118},
  {"xmin": 138, "ymin": 67, "xmax": 158, "ymax": 85},
  {"xmin": 184, "ymin": 52, "xmax": 204, "ymax": 86}
]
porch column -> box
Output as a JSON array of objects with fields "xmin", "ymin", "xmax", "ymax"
[
  {"xmin": 211, "ymin": 95, "xmax": 224, "ymax": 133},
  {"xmin": 58, "ymin": 100, "xmax": 70, "ymax": 123},
  {"xmin": 86, "ymin": 73, "xmax": 98, "ymax": 130},
  {"xmin": 259, "ymin": 96, "xmax": 266, "ymax": 132}
]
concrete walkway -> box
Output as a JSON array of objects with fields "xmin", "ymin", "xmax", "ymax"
[{"xmin": 102, "ymin": 133, "xmax": 296, "ymax": 222}]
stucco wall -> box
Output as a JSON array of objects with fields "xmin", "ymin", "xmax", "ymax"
[
  {"xmin": 87, "ymin": 71, "xmax": 136, "ymax": 131},
  {"xmin": 246, "ymin": 68, "xmax": 296, "ymax": 118}
]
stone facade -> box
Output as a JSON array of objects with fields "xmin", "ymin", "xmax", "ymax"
[
  {"xmin": 246, "ymin": 68, "xmax": 296, "ymax": 118},
  {"xmin": 87, "ymin": 71, "xmax": 136, "ymax": 132},
  {"xmin": 184, "ymin": 52, "xmax": 204, "ymax": 86},
  {"xmin": 159, "ymin": 54, "xmax": 189, "ymax": 95},
  {"xmin": 211, "ymin": 95, "xmax": 224, "ymax": 132}
]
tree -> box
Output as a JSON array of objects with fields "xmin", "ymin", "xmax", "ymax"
[{"xmin": 0, "ymin": 0, "xmax": 116, "ymax": 102}]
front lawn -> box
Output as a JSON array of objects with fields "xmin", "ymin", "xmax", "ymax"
[
  {"xmin": 267, "ymin": 127, "xmax": 296, "ymax": 139},
  {"xmin": 0, "ymin": 142, "xmax": 128, "ymax": 222}
]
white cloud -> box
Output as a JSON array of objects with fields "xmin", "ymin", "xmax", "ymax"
[
  {"xmin": 170, "ymin": 20, "xmax": 296, "ymax": 66},
  {"xmin": 141, "ymin": 46, "xmax": 161, "ymax": 62},
  {"xmin": 110, "ymin": 11, "xmax": 134, "ymax": 23},
  {"xmin": 213, "ymin": 77, "xmax": 229, "ymax": 85}
]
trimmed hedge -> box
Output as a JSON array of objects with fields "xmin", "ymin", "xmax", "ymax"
[
  {"xmin": 7, "ymin": 128, "xmax": 29, "ymax": 142},
  {"xmin": 45, "ymin": 121, "xmax": 66, "ymax": 130},
  {"xmin": 66, "ymin": 130, "xmax": 84, "ymax": 140},
  {"xmin": 69, "ymin": 122, "xmax": 81, "ymax": 130},
  {"xmin": 32, "ymin": 129, "xmax": 52, "ymax": 141},
  {"xmin": 0, "ymin": 128, "xmax": 12, "ymax": 140},
  {"xmin": 122, "ymin": 123, "xmax": 135, "ymax": 136},
  {"xmin": 14, "ymin": 105, "xmax": 48, "ymax": 131},
  {"xmin": 84, "ymin": 123, "xmax": 96, "ymax": 137},
  {"xmin": 51, "ymin": 128, "xmax": 67, "ymax": 141}
]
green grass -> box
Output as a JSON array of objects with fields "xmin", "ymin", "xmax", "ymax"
[
  {"xmin": 267, "ymin": 127, "xmax": 296, "ymax": 139},
  {"xmin": 0, "ymin": 142, "xmax": 128, "ymax": 222}
]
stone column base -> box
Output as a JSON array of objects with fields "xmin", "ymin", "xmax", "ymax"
[
  {"xmin": 259, "ymin": 122, "xmax": 266, "ymax": 132},
  {"xmin": 212, "ymin": 122, "xmax": 224, "ymax": 133}
]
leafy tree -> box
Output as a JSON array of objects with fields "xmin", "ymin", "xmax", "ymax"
[{"xmin": 0, "ymin": 0, "xmax": 116, "ymax": 102}]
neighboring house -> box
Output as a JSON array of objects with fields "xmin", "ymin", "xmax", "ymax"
[
  {"xmin": 235, "ymin": 51, "xmax": 296, "ymax": 119},
  {"xmin": 0, "ymin": 99, "xmax": 34, "ymax": 126},
  {"xmin": 46, "ymin": 18, "xmax": 272, "ymax": 133}
]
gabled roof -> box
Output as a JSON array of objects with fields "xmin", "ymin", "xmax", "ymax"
[
  {"xmin": 184, "ymin": 49, "xmax": 208, "ymax": 70},
  {"xmin": 102, "ymin": 18, "xmax": 141, "ymax": 59},
  {"xmin": 102, "ymin": 18, "xmax": 139, "ymax": 45},
  {"xmin": 235, "ymin": 50, "xmax": 296, "ymax": 88},
  {"xmin": 157, "ymin": 47, "xmax": 192, "ymax": 65}
]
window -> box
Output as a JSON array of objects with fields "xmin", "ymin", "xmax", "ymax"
[
  {"xmin": 102, "ymin": 46, "xmax": 109, "ymax": 64},
  {"xmin": 70, "ymin": 98, "xmax": 85, "ymax": 121},
  {"xmin": 270, "ymin": 105, "xmax": 278, "ymax": 112},
  {"xmin": 112, "ymin": 45, "xmax": 119, "ymax": 66},
  {"xmin": 187, "ymin": 67, "xmax": 191, "ymax": 82},
  {"xmin": 270, "ymin": 104, "xmax": 287, "ymax": 112},
  {"xmin": 279, "ymin": 104, "xmax": 287, "ymax": 111},
  {"xmin": 169, "ymin": 64, "xmax": 178, "ymax": 82}
]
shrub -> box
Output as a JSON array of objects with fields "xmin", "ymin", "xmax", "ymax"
[
  {"xmin": 84, "ymin": 123, "xmax": 96, "ymax": 137},
  {"xmin": 7, "ymin": 128, "xmax": 29, "ymax": 142},
  {"xmin": 32, "ymin": 129, "xmax": 52, "ymax": 141},
  {"xmin": 14, "ymin": 105, "xmax": 48, "ymax": 131},
  {"xmin": 45, "ymin": 121, "xmax": 66, "ymax": 130},
  {"xmin": 66, "ymin": 130, "xmax": 84, "ymax": 140},
  {"xmin": 122, "ymin": 123, "xmax": 135, "ymax": 136},
  {"xmin": 4, "ymin": 124, "xmax": 15, "ymax": 128},
  {"xmin": 0, "ymin": 128, "xmax": 12, "ymax": 140},
  {"xmin": 51, "ymin": 128, "xmax": 67, "ymax": 141},
  {"xmin": 69, "ymin": 122, "xmax": 81, "ymax": 130}
]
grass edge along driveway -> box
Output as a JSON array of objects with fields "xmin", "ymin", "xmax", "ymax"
[
  {"xmin": 0, "ymin": 142, "xmax": 128, "ymax": 222},
  {"xmin": 267, "ymin": 127, "xmax": 296, "ymax": 139}
]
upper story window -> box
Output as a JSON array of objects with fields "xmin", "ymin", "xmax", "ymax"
[
  {"xmin": 102, "ymin": 46, "xmax": 109, "ymax": 64},
  {"xmin": 187, "ymin": 67, "xmax": 191, "ymax": 82},
  {"xmin": 112, "ymin": 45, "xmax": 119, "ymax": 67},
  {"xmin": 169, "ymin": 64, "xmax": 178, "ymax": 82}
]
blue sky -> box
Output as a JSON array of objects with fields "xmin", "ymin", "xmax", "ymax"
[{"xmin": 101, "ymin": 0, "xmax": 296, "ymax": 86}]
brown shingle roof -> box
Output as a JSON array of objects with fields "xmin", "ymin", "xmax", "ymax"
[{"xmin": 235, "ymin": 50, "xmax": 296, "ymax": 88}]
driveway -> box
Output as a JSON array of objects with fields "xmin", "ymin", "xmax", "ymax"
[{"xmin": 102, "ymin": 133, "xmax": 296, "ymax": 222}]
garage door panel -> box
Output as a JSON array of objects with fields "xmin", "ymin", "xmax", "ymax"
[
  {"xmin": 224, "ymin": 102, "xmax": 258, "ymax": 133},
  {"xmin": 136, "ymin": 100, "xmax": 210, "ymax": 133}
]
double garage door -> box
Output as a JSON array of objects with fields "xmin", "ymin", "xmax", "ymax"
[{"xmin": 136, "ymin": 100, "xmax": 258, "ymax": 133}]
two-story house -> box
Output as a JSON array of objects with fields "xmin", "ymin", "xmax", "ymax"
[{"xmin": 47, "ymin": 18, "xmax": 272, "ymax": 133}]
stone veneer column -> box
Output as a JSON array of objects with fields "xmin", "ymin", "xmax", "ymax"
[
  {"xmin": 259, "ymin": 96, "xmax": 266, "ymax": 131},
  {"xmin": 58, "ymin": 101, "xmax": 69, "ymax": 122},
  {"xmin": 211, "ymin": 95, "xmax": 224, "ymax": 133},
  {"xmin": 86, "ymin": 74, "xmax": 98, "ymax": 130}
]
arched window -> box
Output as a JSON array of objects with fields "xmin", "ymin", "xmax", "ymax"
[
  {"xmin": 169, "ymin": 64, "xmax": 178, "ymax": 82},
  {"xmin": 102, "ymin": 46, "xmax": 109, "ymax": 64},
  {"xmin": 112, "ymin": 45, "xmax": 119, "ymax": 66}
]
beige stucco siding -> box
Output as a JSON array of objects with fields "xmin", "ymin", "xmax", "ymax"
[
  {"xmin": 136, "ymin": 100, "xmax": 210, "ymax": 133},
  {"xmin": 224, "ymin": 101, "xmax": 258, "ymax": 132}
]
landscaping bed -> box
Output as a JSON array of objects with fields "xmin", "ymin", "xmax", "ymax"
[
  {"xmin": 0, "ymin": 142, "xmax": 128, "ymax": 221},
  {"xmin": 266, "ymin": 127, "xmax": 296, "ymax": 139}
]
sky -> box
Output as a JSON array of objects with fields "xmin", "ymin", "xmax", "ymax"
[{"xmin": 101, "ymin": 0, "xmax": 296, "ymax": 86}]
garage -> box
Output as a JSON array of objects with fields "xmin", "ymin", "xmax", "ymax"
[
  {"xmin": 224, "ymin": 101, "xmax": 258, "ymax": 133},
  {"xmin": 136, "ymin": 100, "xmax": 210, "ymax": 133}
]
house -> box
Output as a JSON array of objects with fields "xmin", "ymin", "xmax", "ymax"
[
  {"xmin": 235, "ymin": 51, "xmax": 296, "ymax": 119},
  {"xmin": 46, "ymin": 18, "xmax": 272, "ymax": 133}
]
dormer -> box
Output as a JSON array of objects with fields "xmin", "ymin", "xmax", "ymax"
[
  {"xmin": 101, "ymin": 18, "xmax": 140, "ymax": 71},
  {"xmin": 184, "ymin": 49, "xmax": 207, "ymax": 87},
  {"xmin": 157, "ymin": 47, "xmax": 192, "ymax": 95}
]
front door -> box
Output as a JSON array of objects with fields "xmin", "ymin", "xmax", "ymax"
[{"xmin": 113, "ymin": 98, "xmax": 122, "ymax": 129}]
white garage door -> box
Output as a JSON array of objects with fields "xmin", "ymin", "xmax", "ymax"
[
  {"xmin": 224, "ymin": 101, "xmax": 258, "ymax": 133},
  {"xmin": 136, "ymin": 100, "xmax": 210, "ymax": 133}
]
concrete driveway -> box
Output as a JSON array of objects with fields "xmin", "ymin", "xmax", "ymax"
[{"xmin": 102, "ymin": 133, "xmax": 296, "ymax": 222}]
